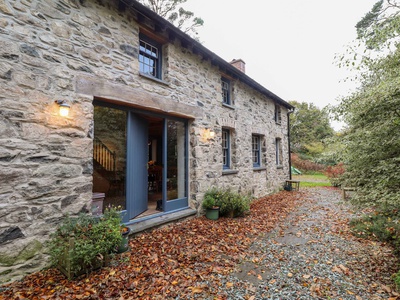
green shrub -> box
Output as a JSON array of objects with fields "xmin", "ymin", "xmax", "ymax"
[
  {"xmin": 394, "ymin": 271, "xmax": 400, "ymax": 291},
  {"xmin": 203, "ymin": 188, "xmax": 251, "ymax": 218},
  {"xmin": 350, "ymin": 213, "xmax": 400, "ymax": 252},
  {"xmin": 202, "ymin": 188, "xmax": 224, "ymax": 209},
  {"xmin": 202, "ymin": 188, "xmax": 222, "ymax": 209},
  {"xmin": 48, "ymin": 207, "xmax": 122, "ymax": 277},
  {"xmin": 351, "ymin": 211, "xmax": 400, "ymax": 290}
]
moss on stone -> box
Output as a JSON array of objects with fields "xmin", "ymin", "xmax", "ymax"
[
  {"xmin": 0, "ymin": 269, "xmax": 12, "ymax": 275},
  {"xmin": 0, "ymin": 240, "xmax": 43, "ymax": 266}
]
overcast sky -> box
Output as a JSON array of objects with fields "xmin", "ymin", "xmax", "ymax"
[{"xmin": 185, "ymin": 0, "xmax": 378, "ymax": 129}]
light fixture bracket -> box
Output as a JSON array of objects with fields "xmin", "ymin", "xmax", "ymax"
[{"xmin": 55, "ymin": 100, "xmax": 70, "ymax": 117}]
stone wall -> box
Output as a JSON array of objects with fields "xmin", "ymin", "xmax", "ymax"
[{"xmin": 0, "ymin": 0, "xmax": 290, "ymax": 283}]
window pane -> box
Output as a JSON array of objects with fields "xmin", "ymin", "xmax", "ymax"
[
  {"xmin": 139, "ymin": 38, "xmax": 160, "ymax": 79},
  {"xmin": 140, "ymin": 41, "xmax": 158, "ymax": 58},
  {"xmin": 166, "ymin": 120, "xmax": 186, "ymax": 200},
  {"xmin": 275, "ymin": 105, "xmax": 282, "ymax": 123},
  {"xmin": 222, "ymin": 78, "xmax": 230, "ymax": 104},
  {"xmin": 93, "ymin": 106, "xmax": 127, "ymax": 211},
  {"xmin": 252, "ymin": 135, "xmax": 260, "ymax": 166},
  {"xmin": 276, "ymin": 138, "xmax": 282, "ymax": 165},
  {"xmin": 222, "ymin": 129, "xmax": 230, "ymax": 168}
]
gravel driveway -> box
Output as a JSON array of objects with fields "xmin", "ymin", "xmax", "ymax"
[{"xmin": 219, "ymin": 188, "xmax": 399, "ymax": 300}]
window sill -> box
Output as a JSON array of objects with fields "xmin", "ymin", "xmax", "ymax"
[
  {"xmin": 276, "ymin": 165, "xmax": 283, "ymax": 169},
  {"xmin": 253, "ymin": 166, "xmax": 266, "ymax": 171},
  {"xmin": 222, "ymin": 103, "xmax": 235, "ymax": 110},
  {"xmin": 275, "ymin": 121, "xmax": 282, "ymax": 125},
  {"xmin": 139, "ymin": 72, "xmax": 170, "ymax": 86},
  {"xmin": 222, "ymin": 169, "xmax": 239, "ymax": 175}
]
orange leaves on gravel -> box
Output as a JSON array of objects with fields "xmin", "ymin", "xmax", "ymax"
[{"xmin": 0, "ymin": 191, "xmax": 301, "ymax": 299}]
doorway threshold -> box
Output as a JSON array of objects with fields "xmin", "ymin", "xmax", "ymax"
[{"xmin": 126, "ymin": 208, "xmax": 196, "ymax": 235}]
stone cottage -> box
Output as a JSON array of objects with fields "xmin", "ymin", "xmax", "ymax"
[{"xmin": 0, "ymin": 0, "xmax": 294, "ymax": 282}]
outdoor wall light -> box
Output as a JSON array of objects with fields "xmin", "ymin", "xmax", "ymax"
[
  {"xmin": 203, "ymin": 128, "xmax": 215, "ymax": 140},
  {"xmin": 55, "ymin": 100, "xmax": 70, "ymax": 117}
]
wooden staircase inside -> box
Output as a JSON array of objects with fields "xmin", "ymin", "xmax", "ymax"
[{"xmin": 93, "ymin": 138, "xmax": 124, "ymax": 196}]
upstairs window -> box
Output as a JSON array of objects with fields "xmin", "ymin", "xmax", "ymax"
[
  {"xmin": 222, "ymin": 129, "xmax": 231, "ymax": 169},
  {"xmin": 252, "ymin": 135, "xmax": 261, "ymax": 167},
  {"xmin": 139, "ymin": 34, "xmax": 162, "ymax": 79},
  {"xmin": 274, "ymin": 104, "xmax": 282, "ymax": 124},
  {"xmin": 221, "ymin": 77, "xmax": 231, "ymax": 105}
]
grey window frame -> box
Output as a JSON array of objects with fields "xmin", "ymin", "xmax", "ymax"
[
  {"xmin": 275, "ymin": 137, "xmax": 282, "ymax": 166},
  {"xmin": 221, "ymin": 77, "xmax": 231, "ymax": 105},
  {"xmin": 222, "ymin": 128, "xmax": 231, "ymax": 169},
  {"xmin": 139, "ymin": 34, "xmax": 162, "ymax": 79},
  {"xmin": 252, "ymin": 135, "xmax": 261, "ymax": 167},
  {"xmin": 274, "ymin": 104, "xmax": 282, "ymax": 124}
]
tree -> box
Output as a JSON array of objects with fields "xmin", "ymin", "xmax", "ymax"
[
  {"xmin": 335, "ymin": 0, "xmax": 400, "ymax": 210},
  {"xmin": 137, "ymin": 0, "xmax": 204, "ymax": 39},
  {"xmin": 289, "ymin": 101, "xmax": 334, "ymax": 159}
]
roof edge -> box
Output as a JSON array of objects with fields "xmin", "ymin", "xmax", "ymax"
[{"xmin": 117, "ymin": 0, "xmax": 294, "ymax": 110}]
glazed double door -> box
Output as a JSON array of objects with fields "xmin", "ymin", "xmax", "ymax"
[{"xmin": 93, "ymin": 102, "xmax": 188, "ymax": 222}]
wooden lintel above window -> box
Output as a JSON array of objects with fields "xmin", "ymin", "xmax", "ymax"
[
  {"xmin": 139, "ymin": 26, "xmax": 168, "ymax": 44},
  {"xmin": 221, "ymin": 71, "xmax": 235, "ymax": 81}
]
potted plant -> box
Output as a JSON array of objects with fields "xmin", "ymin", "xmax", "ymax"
[
  {"xmin": 117, "ymin": 225, "xmax": 131, "ymax": 253},
  {"xmin": 48, "ymin": 207, "xmax": 122, "ymax": 279},
  {"xmin": 202, "ymin": 190, "xmax": 220, "ymax": 220},
  {"xmin": 218, "ymin": 189, "xmax": 251, "ymax": 218}
]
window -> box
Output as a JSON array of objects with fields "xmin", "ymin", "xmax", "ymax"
[
  {"xmin": 274, "ymin": 104, "xmax": 282, "ymax": 124},
  {"xmin": 222, "ymin": 129, "xmax": 231, "ymax": 169},
  {"xmin": 252, "ymin": 135, "xmax": 261, "ymax": 167},
  {"xmin": 221, "ymin": 77, "xmax": 231, "ymax": 105},
  {"xmin": 275, "ymin": 138, "xmax": 282, "ymax": 166},
  {"xmin": 139, "ymin": 34, "xmax": 162, "ymax": 79}
]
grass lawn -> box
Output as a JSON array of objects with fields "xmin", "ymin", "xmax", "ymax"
[{"xmin": 292, "ymin": 173, "xmax": 331, "ymax": 188}]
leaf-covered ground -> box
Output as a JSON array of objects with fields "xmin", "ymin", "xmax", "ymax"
[{"xmin": 1, "ymin": 188, "xmax": 398, "ymax": 299}]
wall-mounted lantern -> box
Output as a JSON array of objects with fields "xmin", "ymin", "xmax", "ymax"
[
  {"xmin": 202, "ymin": 128, "xmax": 215, "ymax": 141},
  {"xmin": 55, "ymin": 100, "xmax": 70, "ymax": 117}
]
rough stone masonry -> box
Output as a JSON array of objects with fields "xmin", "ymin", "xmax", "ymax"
[{"xmin": 0, "ymin": 0, "xmax": 290, "ymax": 282}]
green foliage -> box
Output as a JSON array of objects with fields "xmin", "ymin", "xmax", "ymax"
[
  {"xmin": 202, "ymin": 190, "xmax": 219, "ymax": 209},
  {"xmin": 356, "ymin": 0, "xmax": 384, "ymax": 43},
  {"xmin": 137, "ymin": 0, "xmax": 204, "ymax": 38},
  {"xmin": 313, "ymin": 133, "xmax": 346, "ymax": 166},
  {"xmin": 303, "ymin": 142, "xmax": 325, "ymax": 157},
  {"xmin": 394, "ymin": 270, "xmax": 400, "ymax": 290},
  {"xmin": 202, "ymin": 188, "xmax": 224, "ymax": 209},
  {"xmin": 202, "ymin": 188, "xmax": 251, "ymax": 218},
  {"xmin": 356, "ymin": 0, "xmax": 399, "ymax": 50},
  {"xmin": 289, "ymin": 101, "xmax": 335, "ymax": 159},
  {"xmin": 48, "ymin": 208, "xmax": 123, "ymax": 276},
  {"xmin": 334, "ymin": 0, "xmax": 400, "ymax": 210},
  {"xmin": 350, "ymin": 212, "xmax": 400, "ymax": 255}
]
